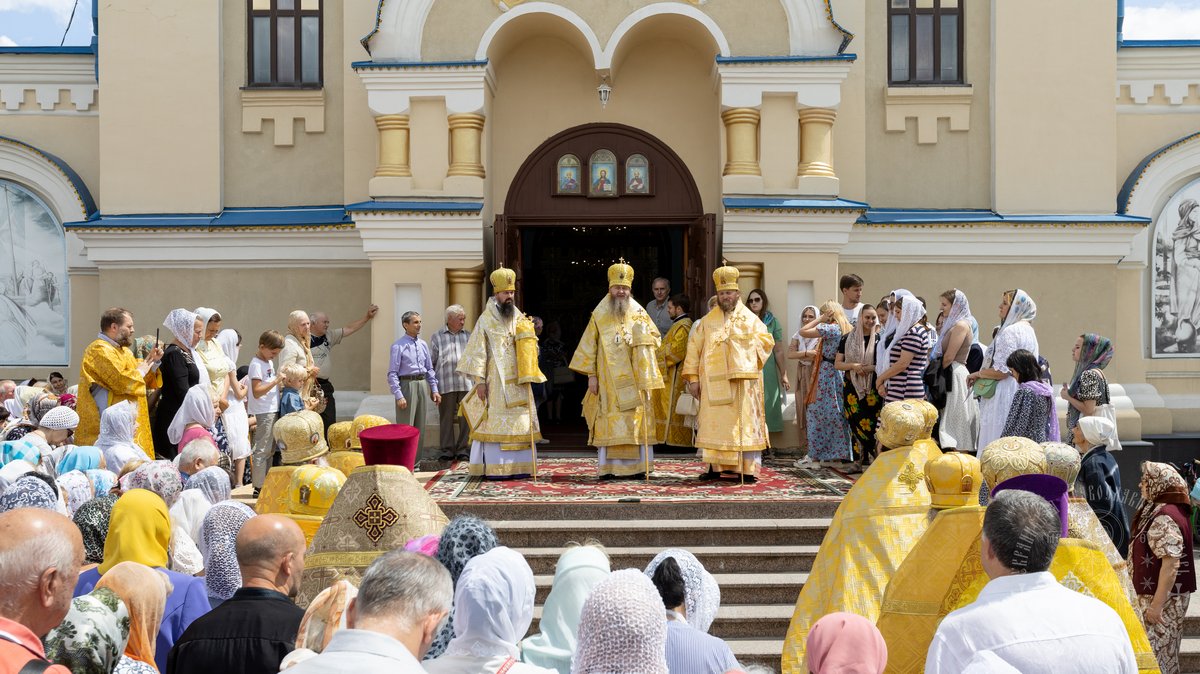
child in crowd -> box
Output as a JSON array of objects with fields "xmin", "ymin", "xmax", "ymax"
[
  {"xmin": 278, "ymin": 363, "xmax": 311, "ymax": 415},
  {"xmin": 248, "ymin": 330, "xmax": 283, "ymax": 496}
]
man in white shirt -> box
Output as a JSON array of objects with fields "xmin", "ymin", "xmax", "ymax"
[
  {"xmin": 839, "ymin": 274, "xmax": 864, "ymax": 325},
  {"xmin": 926, "ymin": 489, "xmax": 1137, "ymax": 674},
  {"xmin": 286, "ymin": 550, "xmax": 451, "ymax": 673}
]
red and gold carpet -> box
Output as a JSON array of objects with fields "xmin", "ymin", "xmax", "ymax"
[{"xmin": 422, "ymin": 457, "xmax": 855, "ymax": 504}]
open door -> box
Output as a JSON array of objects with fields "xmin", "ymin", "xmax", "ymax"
[
  {"xmin": 686, "ymin": 214, "xmax": 717, "ymax": 308},
  {"xmin": 493, "ymin": 214, "xmax": 524, "ymax": 303}
]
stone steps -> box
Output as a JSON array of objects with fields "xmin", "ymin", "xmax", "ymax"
[
  {"xmin": 533, "ymin": 572, "xmax": 809, "ymax": 606},
  {"xmin": 532, "ymin": 603, "xmax": 794, "ymax": 641},
  {"xmin": 517, "ymin": 544, "xmax": 819, "ymax": 576},
  {"xmin": 496, "ymin": 517, "xmax": 832, "ymax": 548}
]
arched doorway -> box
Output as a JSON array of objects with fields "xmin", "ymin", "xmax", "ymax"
[{"xmin": 496, "ymin": 122, "xmax": 717, "ymax": 446}]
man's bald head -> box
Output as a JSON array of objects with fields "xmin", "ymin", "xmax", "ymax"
[
  {"xmin": 0, "ymin": 380, "xmax": 14, "ymax": 402},
  {"xmin": 237, "ymin": 515, "xmax": 307, "ymax": 597},
  {"xmin": 0, "ymin": 509, "xmax": 84, "ymax": 636}
]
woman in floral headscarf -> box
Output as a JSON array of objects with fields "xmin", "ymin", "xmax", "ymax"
[
  {"xmin": 74, "ymin": 494, "xmax": 118, "ymax": 565},
  {"xmin": 1061, "ymin": 333, "xmax": 1114, "ymax": 433},
  {"xmin": 426, "ymin": 514, "xmax": 500, "ymax": 660},
  {"xmin": 1132, "ymin": 462, "xmax": 1195, "ymax": 674},
  {"xmin": 119, "ymin": 460, "xmax": 183, "ymax": 508},
  {"xmin": 44, "ymin": 587, "xmax": 131, "ymax": 674},
  {"xmin": 153, "ymin": 309, "xmax": 203, "ymax": 460},
  {"xmin": 969, "ymin": 289, "xmax": 1039, "ymax": 449}
]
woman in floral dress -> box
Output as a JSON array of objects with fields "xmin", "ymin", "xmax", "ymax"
[
  {"xmin": 836, "ymin": 304, "xmax": 882, "ymax": 466},
  {"xmin": 795, "ymin": 301, "xmax": 853, "ymax": 465}
]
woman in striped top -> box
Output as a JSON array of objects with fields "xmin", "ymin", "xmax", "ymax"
[{"xmin": 876, "ymin": 295, "xmax": 931, "ymax": 404}]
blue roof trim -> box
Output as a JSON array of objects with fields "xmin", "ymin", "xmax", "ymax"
[
  {"xmin": 859, "ymin": 208, "xmax": 1149, "ymax": 225},
  {"xmin": 716, "ymin": 54, "xmax": 858, "ymax": 64},
  {"xmin": 346, "ymin": 200, "xmax": 483, "ymax": 213},
  {"xmin": 64, "ymin": 205, "xmax": 354, "ymax": 229},
  {"xmin": 1119, "ymin": 39, "xmax": 1200, "ymax": 49},
  {"xmin": 351, "ymin": 59, "xmax": 488, "ymax": 69},
  {"xmin": 0, "ymin": 135, "xmax": 97, "ymax": 219},
  {"xmin": 723, "ymin": 197, "xmax": 868, "ymax": 210},
  {"xmin": 1118, "ymin": 132, "xmax": 1200, "ymax": 214},
  {"xmin": 0, "ymin": 46, "xmax": 94, "ymax": 55}
]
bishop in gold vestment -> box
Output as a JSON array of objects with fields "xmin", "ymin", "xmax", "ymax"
[
  {"xmin": 76, "ymin": 311, "xmax": 161, "ymax": 457},
  {"xmin": 456, "ymin": 267, "xmax": 543, "ymax": 479},
  {"xmin": 653, "ymin": 294, "xmax": 694, "ymax": 447},
  {"xmin": 569, "ymin": 260, "xmax": 663, "ymax": 478},
  {"xmin": 682, "ymin": 264, "xmax": 773, "ymax": 477}
]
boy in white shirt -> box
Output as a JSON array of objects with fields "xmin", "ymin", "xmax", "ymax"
[{"xmin": 248, "ymin": 329, "xmax": 283, "ymax": 495}]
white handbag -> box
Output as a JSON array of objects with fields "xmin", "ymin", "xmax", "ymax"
[
  {"xmin": 781, "ymin": 392, "xmax": 797, "ymax": 422},
  {"xmin": 675, "ymin": 392, "xmax": 700, "ymax": 417}
]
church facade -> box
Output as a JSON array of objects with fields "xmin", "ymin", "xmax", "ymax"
[{"xmin": 2, "ymin": 0, "xmax": 1199, "ymax": 442}]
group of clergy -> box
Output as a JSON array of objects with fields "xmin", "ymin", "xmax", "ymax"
[{"xmin": 456, "ymin": 259, "xmax": 775, "ymax": 483}]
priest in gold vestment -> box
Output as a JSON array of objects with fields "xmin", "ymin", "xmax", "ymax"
[
  {"xmin": 682, "ymin": 264, "xmax": 774, "ymax": 479},
  {"xmin": 456, "ymin": 266, "xmax": 543, "ymax": 479},
  {"xmin": 75, "ymin": 307, "xmax": 162, "ymax": 457},
  {"xmin": 653, "ymin": 293, "xmax": 694, "ymax": 447},
  {"xmin": 570, "ymin": 260, "xmax": 663, "ymax": 478},
  {"xmin": 781, "ymin": 400, "xmax": 939, "ymax": 674}
]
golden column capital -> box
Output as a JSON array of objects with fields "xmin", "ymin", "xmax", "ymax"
[
  {"xmin": 374, "ymin": 114, "xmax": 411, "ymax": 178},
  {"xmin": 731, "ymin": 261, "xmax": 764, "ymax": 296},
  {"xmin": 721, "ymin": 107, "xmax": 762, "ymax": 177},
  {"xmin": 797, "ymin": 107, "xmax": 837, "ymax": 179},
  {"xmin": 447, "ymin": 113, "xmax": 487, "ymax": 179}
]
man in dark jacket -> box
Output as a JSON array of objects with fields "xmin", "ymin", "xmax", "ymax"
[{"xmin": 166, "ymin": 515, "xmax": 307, "ymax": 674}]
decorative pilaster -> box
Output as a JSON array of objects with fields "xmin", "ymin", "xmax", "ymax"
[
  {"xmin": 447, "ymin": 113, "xmax": 486, "ymax": 178},
  {"xmin": 721, "ymin": 108, "xmax": 764, "ymax": 193},
  {"xmin": 374, "ymin": 114, "xmax": 412, "ymax": 177},
  {"xmin": 733, "ymin": 262, "xmax": 764, "ymax": 296},
  {"xmin": 796, "ymin": 107, "xmax": 839, "ymax": 195},
  {"xmin": 446, "ymin": 266, "xmax": 485, "ymax": 330}
]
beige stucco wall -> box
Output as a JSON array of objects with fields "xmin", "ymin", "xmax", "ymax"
[
  {"xmin": 221, "ymin": 0, "xmax": 346, "ymax": 206},
  {"xmin": 1, "ymin": 113, "xmax": 100, "ymax": 206},
  {"xmin": 98, "ymin": 0, "xmax": 222, "ymax": 214},
  {"xmin": 487, "ymin": 25, "xmax": 721, "ymax": 214},
  {"xmin": 420, "ymin": 0, "xmax": 790, "ymax": 63},
  {"xmin": 343, "ymin": 0, "xmax": 376, "ymax": 206},
  {"xmin": 992, "ymin": 0, "xmax": 1115, "ymax": 213},
  {"xmin": 860, "ymin": 0, "xmax": 991, "ymax": 208},
  {"xmin": 1115, "ymin": 113, "xmax": 1200, "ymax": 195},
  {"xmin": 97, "ymin": 267, "xmax": 373, "ymax": 389}
]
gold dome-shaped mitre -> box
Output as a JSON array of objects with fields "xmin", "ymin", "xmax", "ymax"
[
  {"xmin": 607, "ymin": 258, "xmax": 634, "ymax": 288},
  {"xmin": 1042, "ymin": 441, "xmax": 1081, "ymax": 488},
  {"xmin": 876, "ymin": 401, "xmax": 926, "ymax": 450},
  {"xmin": 924, "ymin": 451, "xmax": 983, "ymax": 510},
  {"xmin": 980, "ymin": 436, "xmax": 1047, "ymax": 490}
]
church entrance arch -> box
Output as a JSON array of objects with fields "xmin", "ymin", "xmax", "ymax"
[{"xmin": 496, "ymin": 122, "xmax": 716, "ymax": 446}]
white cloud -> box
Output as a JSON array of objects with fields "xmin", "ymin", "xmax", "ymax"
[
  {"xmin": 0, "ymin": 0, "xmax": 76, "ymax": 21},
  {"xmin": 1124, "ymin": 4, "xmax": 1200, "ymax": 40},
  {"xmin": 0, "ymin": 35, "xmax": 16, "ymax": 46}
]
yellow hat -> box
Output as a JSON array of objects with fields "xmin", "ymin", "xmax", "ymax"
[
  {"xmin": 1041, "ymin": 442, "xmax": 1081, "ymax": 489},
  {"xmin": 980, "ymin": 436, "xmax": 1047, "ymax": 491},
  {"xmin": 924, "ymin": 452, "xmax": 983, "ymax": 510},
  {"xmin": 350, "ymin": 414, "xmax": 389, "ymax": 450},
  {"xmin": 273, "ymin": 410, "xmax": 329, "ymax": 465},
  {"xmin": 911, "ymin": 400, "xmax": 938, "ymax": 440},
  {"xmin": 327, "ymin": 421, "xmax": 354, "ymax": 451},
  {"xmin": 288, "ymin": 464, "xmax": 347, "ymax": 516},
  {"xmin": 490, "ymin": 266, "xmax": 516, "ymax": 293},
  {"xmin": 712, "ymin": 261, "xmax": 739, "ymax": 292},
  {"xmin": 876, "ymin": 400, "xmax": 925, "ymax": 450},
  {"xmin": 327, "ymin": 450, "xmax": 366, "ymax": 476},
  {"xmin": 607, "ymin": 258, "xmax": 634, "ymax": 288}
]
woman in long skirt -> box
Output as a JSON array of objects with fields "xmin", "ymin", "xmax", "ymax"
[
  {"xmin": 969, "ymin": 289, "xmax": 1039, "ymax": 449},
  {"xmin": 934, "ymin": 289, "xmax": 979, "ymax": 452},
  {"xmin": 795, "ymin": 302, "xmax": 853, "ymax": 465},
  {"xmin": 747, "ymin": 289, "xmax": 789, "ymax": 435},
  {"xmin": 787, "ymin": 305, "xmax": 819, "ymax": 452},
  {"xmin": 835, "ymin": 304, "xmax": 882, "ymax": 466}
]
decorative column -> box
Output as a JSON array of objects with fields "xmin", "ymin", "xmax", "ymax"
[
  {"xmin": 375, "ymin": 114, "xmax": 412, "ymax": 177},
  {"xmin": 796, "ymin": 107, "xmax": 839, "ymax": 195},
  {"xmin": 722, "ymin": 108, "xmax": 762, "ymax": 176},
  {"xmin": 733, "ymin": 262, "xmax": 763, "ymax": 297},
  {"xmin": 447, "ymin": 113, "xmax": 486, "ymax": 178},
  {"xmin": 446, "ymin": 266, "xmax": 485, "ymax": 330}
]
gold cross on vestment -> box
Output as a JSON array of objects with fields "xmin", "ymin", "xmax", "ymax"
[
  {"xmin": 353, "ymin": 491, "xmax": 400, "ymax": 544},
  {"xmin": 897, "ymin": 461, "xmax": 924, "ymax": 493}
]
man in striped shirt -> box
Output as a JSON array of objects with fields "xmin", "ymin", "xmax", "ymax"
[{"xmin": 430, "ymin": 304, "xmax": 472, "ymax": 463}]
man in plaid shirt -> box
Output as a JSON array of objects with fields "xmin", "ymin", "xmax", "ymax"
[{"xmin": 430, "ymin": 304, "xmax": 472, "ymax": 463}]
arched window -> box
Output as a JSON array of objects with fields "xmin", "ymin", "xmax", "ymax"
[
  {"xmin": 1152, "ymin": 176, "xmax": 1200, "ymax": 357},
  {"xmin": 0, "ymin": 180, "xmax": 68, "ymax": 365}
]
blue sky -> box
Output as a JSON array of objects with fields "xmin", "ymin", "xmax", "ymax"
[{"xmin": 0, "ymin": 0, "xmax": 1197, "ymax": 47}]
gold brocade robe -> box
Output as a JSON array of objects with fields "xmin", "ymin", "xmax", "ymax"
[
  {"xmin": 876, "ymin": 505, "xmax": 1158, "ymax": 674},
  {"xmin": 75, "ymin": 338, "xmax": 159, "ymax": 457},
  {"xmin": 457, "ymin": 300, "xmax": 542, "ymax": 447},
  {"xmin": 681, "ymin": 302, "xmax": 773, "ymax": 469},
  {"xmin": 653, "ymin": 315, "xmax": 693, "ymax": 447},
  {"xmin": 569, "ymin": 297, "xmax": 663, "ymax": 455},
  {"xmin": 781, "ymin": 442, "xmax": 938, "ymax": 674}
]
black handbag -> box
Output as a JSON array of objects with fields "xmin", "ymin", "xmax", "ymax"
[{"xmin": 923, "ymin": 357, "xmax": 951, "ymax": 409}]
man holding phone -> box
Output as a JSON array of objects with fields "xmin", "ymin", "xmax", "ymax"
[{"xmin": 75, "ymin": 307, "xmax": 163, "ymax": 458}]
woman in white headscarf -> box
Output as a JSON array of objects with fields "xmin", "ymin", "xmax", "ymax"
[
  {"xmin": 167, "ymin": 385, "xmax": 216, "ymax": 449},
  {"xmin": 154, "ymin": 308, "xmax": 203, "ymax": 460},
  {"xmin": 573, "ymin": 569, "xmax": 668, "ymax": 674},
  {"xmin": 787, "ymin": 305, "xmax": 820, "ymax": 450},
  {"xmin": 168, "ymin": 489, "xmax": 211, "ymax": 576},
  {"xmin": 200, "ymin": 500, "xmax": 256, "ymax": 608},
  {"xmin": 874, "ymin": 289, "xmax": 914, "ymax": 378},
  {"xmin": 876, "ymin": 295, "xmax": 931, "ymax": 405},
  {"xmin": 425, "ymin": 547, "xmax": 554, "ymax": 674},
  {"xmin": 96, "ymin": 400, "xmax": 145, "ymax": 473},
  {"xmin": 934, "ymin": 289, "xmax": 980, "ymax": 453},
  {"xmin": 216, "ymin": 328, "xmax": 251, "ymax": 485},
  {"xmin": 646, "ymin": 554, "xmax": 739, "ymax": 673},
  {"xmin": 521, "ymin": 544, "xmax": 611, "ymax": 674},
  {"xmin": 643, "ymin": 548, "xmax": 720, "ymax": 633},
  {"xmin": 969, "ymin": 289, "xmax": 1039, "ymax": 449}
]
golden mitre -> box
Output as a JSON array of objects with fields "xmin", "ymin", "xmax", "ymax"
[
  {"xmin": 924, "ymin": 452, "xmax": 983, "ymax": 510},
  {"xmin": 490, "ymin": 265, "xmax": 517, "ymax": 293},
  {"xmin": 712, "ymin": 261, "xmax": 739, "ymax": 291},
  {"xmin": 1042, "ymin": 441, "xmax": 1082, "ymax": 487},
  {"xmin": 876, "ymin": 400, "xmax": 925, "ymax": 450},
  {"xmin": 608, "ymin": 258, "xmax": 634, "ymax": 288},
  {"xmin": 980, "ymin": 436, "xmax": 1046, "ymax": 491}
]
